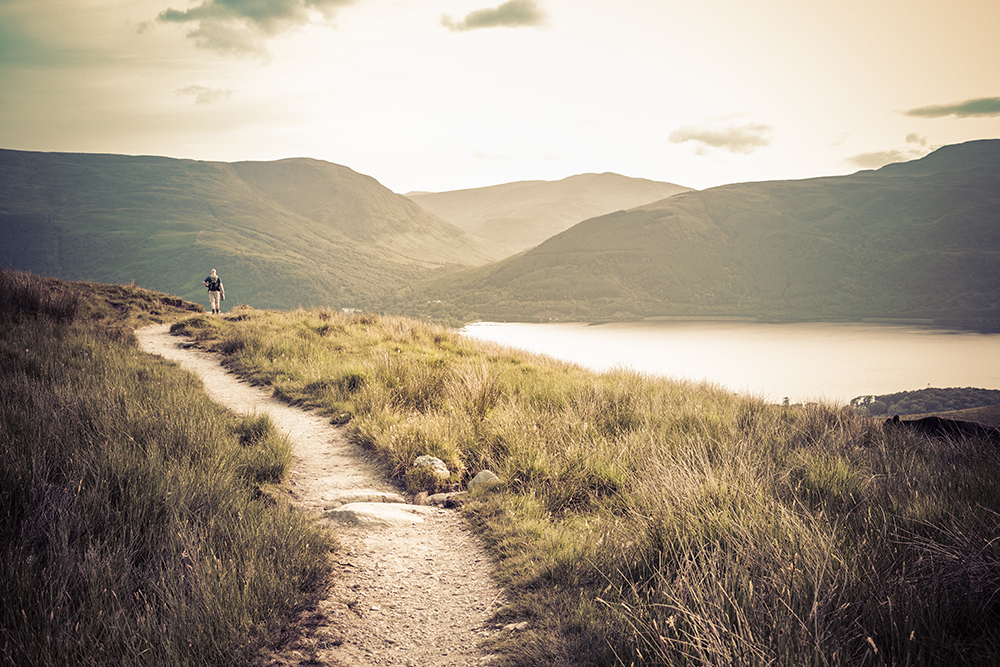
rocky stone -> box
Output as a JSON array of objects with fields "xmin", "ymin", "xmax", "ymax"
[
  {"xmin": 468, "ymin": 470, "xmax": 500, "ymax": 491},
  {"xmin": 426, "ymin": 491, "xmax": 469, "ymax": 508},
  {"xmin": 413, "ymin": 455, "xmax": 450, "ymax": 478},
  {"xmin": 325, "ymin": 502, "xmax": 438, "ymax": 527},
  {"xmin": 322, "ymin": 488, "xmax": 407, "ymax": 509}
]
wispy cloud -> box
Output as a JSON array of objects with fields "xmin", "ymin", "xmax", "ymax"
[
  {"xmin": 845, "ymin": 147, "xmax": 927, "ymax": 169},
  {"xmin": 175, "ymin": 85, "xmax": 235, "ymax": 104},
  {"xmin": 442, "ymin": 0, "xmax": 546, "ymax": 32},
  {"xmin": 902, "ymin": 97, "xmax": 1000, "ymax": 118},
  {"xmin": 157, "ymin": 0, "xmax": 357, "ymax": 57},
  {"xmin": 905, "ymin": 132, "xmax": 928, "ymax": 146},
  {"xmin": 669, "ymin": 121, "xmax": 772, "ymax": 155}
]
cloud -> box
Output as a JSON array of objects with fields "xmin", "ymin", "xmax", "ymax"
[
  {"xmin": 157, "ymin": 0, "xmax": 357, "ymax": 57},
  {"xmin": 175, "ymin": 85, "xmax": 235, "ymax": 104},
  {"xmin": 845, "ymin": 147, "xmax": 927, "ymax": 169},
  {"xmin": 442, "ymin": 0, "xmax": 546, "ymax": 32},
  {"xmin": 668, "ymin": 122, "xmax": 772, "ymax": 155},
  {"xmin": 905, "ymin": 132, "xmax": 928, "ymax": 146},
  {"xmin": 902, "ymin": 97, "xmax": 1000, "ymax": 119}
]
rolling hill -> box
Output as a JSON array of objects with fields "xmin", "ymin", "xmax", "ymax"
[
  {"xmin": 0, "ymin": 150, "xmax": 503, "ymax": 310},
  {"xmin": 391, "ymin": 140, "xmax": 1000, "ymax": 326},
  {"xmin": 406, "ymin": 173, "xmax": 690, "ymax": 254}
]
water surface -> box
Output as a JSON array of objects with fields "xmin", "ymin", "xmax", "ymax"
[{"xmin": 461, "ymin": 320, "xmax": 1000, "ymax": 404}]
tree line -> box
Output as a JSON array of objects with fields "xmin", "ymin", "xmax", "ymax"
[{"xmin": 850, "ymin": 387, "xmax": 1000, "ymax": 416}]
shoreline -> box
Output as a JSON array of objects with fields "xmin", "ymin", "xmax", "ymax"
[{"xmin": 464, "ymin": 315, "xmax": 1000, "ymax": 333}]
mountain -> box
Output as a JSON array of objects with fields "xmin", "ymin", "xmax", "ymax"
[
  {"xmin": 0, "ymin": 150, "xmax": 504, "ymax": 310},
  {"xmin": 391, "ymin": 140, "xmax": 1000, "ymax": 326},
  {"xmin": 406, "ymin": 173, "xmax": 690, "ymax": 254}
]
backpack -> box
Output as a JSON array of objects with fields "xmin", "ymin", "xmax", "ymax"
[{"xmin": 207, "ymin": 276, "xmax": 221, "ymax": 291}]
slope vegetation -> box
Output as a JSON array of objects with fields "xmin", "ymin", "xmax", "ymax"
[
  {"xmin": 397, "ymin": 140, "xmax": 1000, "ymax": 326},
  {"xmin": 0, "ymin": 268, "xmax": 331, "ymax": 666},
  {"xmin": 179, "ymin": 305, "xmax": 1000, "ymax": 666},
  {"xmin": 407, "ymin": 172, "xmax": 690, "ymax": 254},
  {"xmin": 0, "ymin": 150, "xmax": 502, "ymax": 311}
]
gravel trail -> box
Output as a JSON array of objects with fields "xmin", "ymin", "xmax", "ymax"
[{"xmin": 136, "ymin": 323, "xmax": 505, "ymax": 667}]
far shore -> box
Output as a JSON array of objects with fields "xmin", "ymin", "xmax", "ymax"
[{"xmin": 464, "ymin": 315, "xmax": 1000, "ymax": 332}]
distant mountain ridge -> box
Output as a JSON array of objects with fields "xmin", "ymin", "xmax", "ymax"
[
  {"xmin": 5, "ymin": 142, "xmax": 999, "ymax": 324},
  {"xmin": 392, "ymin": 139, "xmax": 1000, "ymax": 326},
  {"xmin": 0, "ymin": 150, "xmax": 503, "ymax": 310},
  {"xmin": 406, "ymin": 173, "xmax": 690, "ymax": 254}
]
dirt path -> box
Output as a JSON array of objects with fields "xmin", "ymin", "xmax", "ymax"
[{"xmin": 136, "ymin": 324, "xmax": 506, "ymax": 667}]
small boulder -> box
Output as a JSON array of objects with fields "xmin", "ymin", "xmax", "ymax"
[
  {"xmin": 413, "ymin": 455, "xmax": 450, "ymax": 478},
  {"xmin": 426, "ymin": 491, "xmax": 468, "ymax": 508},
  {"xmin": 468, "ymin": 470, "xmax": 500, "ymax": 491},
  {"xmin": 503, "ymin": 621, "xmax": 529, "ymax": 633}
]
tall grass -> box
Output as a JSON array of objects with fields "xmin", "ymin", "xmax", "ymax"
[
  {"xmin": 0, "ymin": 270, "xmax": 332, "ymax": 666},
  {"xmin": 175, "ymin": 306, "xmax": 1000, "ymax": 666},
  {"xmin": 0, "ymin": 266, "xmax": 82, "ymax": 321}
]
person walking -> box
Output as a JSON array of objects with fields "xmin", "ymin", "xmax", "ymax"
[{"xmin": 203, "ymin": 269, "xmax": 225, "ymax": 315}]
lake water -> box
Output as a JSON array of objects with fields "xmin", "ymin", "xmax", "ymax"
[{"xmin": 460, "ymin": 320, "xmax": 1000, "ymax": 405}]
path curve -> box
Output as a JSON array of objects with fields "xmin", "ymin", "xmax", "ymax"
[{"xmin": 137, "ymin": 324, "xmax": 504, "ymax": 667}]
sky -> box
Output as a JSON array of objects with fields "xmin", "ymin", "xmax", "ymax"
[{"xmin": 2, "ymin": 0, "xmax": 999, "ymax": 194}]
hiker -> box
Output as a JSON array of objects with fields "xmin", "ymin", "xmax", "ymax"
[{"xmin": 203, "ymin": 269, "xmax": 225, "ymax": 315}]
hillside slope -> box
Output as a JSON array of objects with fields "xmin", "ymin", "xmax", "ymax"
[
  {"xmin": 230, "ymin": 159, "xmax": 500, "ymax": 265},
  {"xmin": 0, "ymin": 150, "xmax": 503, "ymax": 310},
  {"xmin": 394, "ymin": 140, "xmax": 1000, "ymax": 325},
  {"xmin": 407, "ymin": 172, "xmax": 690, "ymax": 254}
]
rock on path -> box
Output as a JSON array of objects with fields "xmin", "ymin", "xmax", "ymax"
[{"xmin": 136, "ymin": 324, "xmax": 505, "ymax": 666}]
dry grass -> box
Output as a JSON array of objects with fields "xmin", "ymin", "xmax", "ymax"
[
  {"xmin": 0, "ymin": 269, "xmax": 332, "ymax": 666},
  {"xmin": 171, "ymin": 306, "xmax": 1000, "ymax": 666}
]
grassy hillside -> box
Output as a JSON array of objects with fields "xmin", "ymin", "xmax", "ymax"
[
  {"xmin": 393, "ymin": 140, "xmax": 1000, "ymax": 326},
  {"xmin": 230, "ymin": 158, "xmax": 500, "ymax": 262},
  {"xmin": 176, "ymin": 305, "xmax": 1000, "ymax": 666},
  {"xmin": 908, "ymin": 403, "xmax": 1000, "ymax": 426},
  {"xmin": 8, "ymin": 266, "xmax": 1000, "ymax": 665},
  {"xmin": 407, "ymin": 172, "xmax": 690, "ymax": 255},
  {"xmin": 0, "ymin": 150, "xmax": 503, "ymax": 312},
  {"xmin": 0, "ymin": 269, "xmax": 331, "ymax": 665}
]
